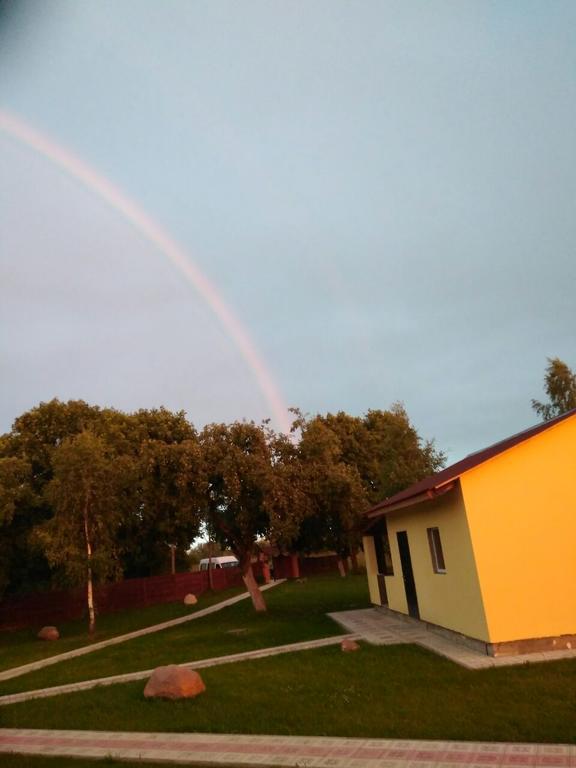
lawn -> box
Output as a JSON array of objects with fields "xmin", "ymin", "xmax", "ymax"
[
  {"xmin": 0, "ymin": 574, "xmax": 370, "ymax": 695},
  {"xmin": 0, "ymin": 585, "xmax": 245, "ymax": 673},
  {"xmin": 2, "ymin": 642, "xmax": 576, "ymax": 744}
]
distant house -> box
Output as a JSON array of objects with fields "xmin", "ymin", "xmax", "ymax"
[{"xmin": 363, "ymin": 408, "xmax": 576, "ymax": 656}]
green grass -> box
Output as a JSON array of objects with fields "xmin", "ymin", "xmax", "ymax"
[
  {"xmin": 2, "ymin": 642, "xmax": 576, "ymax": 744},
  {"xmin": 0, "ymin": 575, "xmax": 369, "ymax": 695},
  {"xmin": 0, "ymin": 585, "xmax": 245, "ymax": 673}
]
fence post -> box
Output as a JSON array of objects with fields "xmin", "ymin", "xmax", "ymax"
[{"xmin": 289, "ymin": 553, "xmax": 300, "ymax": 579}]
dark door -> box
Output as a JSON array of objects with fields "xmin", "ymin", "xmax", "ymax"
[
  {"xmin": 373, "ymin": 531, "xmax": 389, "ymax": 605},
  {"xmin": 396, "ymin": 531, "xmax": 419, "ymax": 619}
]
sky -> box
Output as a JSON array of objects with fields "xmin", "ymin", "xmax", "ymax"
[{"xmin": 0, "ymin": 0, "xmax": 575, "ymax": 461}]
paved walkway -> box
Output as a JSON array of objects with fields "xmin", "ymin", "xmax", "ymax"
[
  {"xmin": 0, "ymin": 580, "xmax": 285, "ymax": 683},
  {"xmin": 328, "ymin": 609, "xmax": 576, "ymax": 669},
  {"xmin": 0, "ymin": 633, "xmax": 360, "ymax": 707},
  {"xmin": 1, "ymin": 728, "xmax": 573, "ymax": 766}
]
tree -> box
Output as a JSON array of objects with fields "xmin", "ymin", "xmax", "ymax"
[
  {"xmin": 292, "ymin": 405, "xmax": 444, "ymax": 574},
  {"xmin": 37, "ymin": 431, "xmax": 128, "ymax": 634},
  {"xmin": 317, "ymin": 404, "xmax": 445, "ymax": 505},
  {"xmin": 200, "ymin": 421, "xmax": 305, "ymax": 612},
  {"xmin": 113, "ymin": 410, "xmax": 202, "ymax": 577},
  {"xmin": 131, "ymin": 437, "xmax": 206, "ymax": 574},
  {"xmin": 0, "ymin": 400, "xmax": 108, "ymax": 595},
  {"xmin": 294, "ymin": 415, "xmax": 368, "ymax": 576},
  {"xmin": 1, "ymin": 401, "xmax": 206, "ymax": 589},
  {"xmin": 9, "ymin": 399, "xmax": 105, "ymax": 492},
  {"xmin": 531, "ymin": 357, "xmax": 576, "ymax": 421},
  {"xmin": 0, "ymin": 453, "xmax": 33, "ymax": 528},
  {"xmin": 264, "ymin": 427, "xmax": 311, "ymax": 557},
  {"xmin": 0, "ymin": 444, "xmax": 36, "ymax": 598}
]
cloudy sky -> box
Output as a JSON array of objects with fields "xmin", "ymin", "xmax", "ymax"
[{"xmin": 1, "ymin": 0, "xmax": 575, "ymax": 461}]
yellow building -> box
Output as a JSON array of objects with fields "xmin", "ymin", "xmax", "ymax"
[{"xmin": 363, "ymin": 408, "xmax": 576, "ymax": 656}]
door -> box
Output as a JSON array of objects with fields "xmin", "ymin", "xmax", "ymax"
[
  {"xmin": 396, "ymin": 531, "xmax": 419, "ymax": 619},
  {"xmin": 373, "ymin": 529, "xmax": 389, "ymax": 605}
]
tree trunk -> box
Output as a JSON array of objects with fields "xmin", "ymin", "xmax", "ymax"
[
  {"xmin": 242, "ymin": 562, "xmax": 267, "ymax": 612},
  {"xmin": 337, "ymin": 556, "xmax": 347, "ymax": 578},
  {"xmin": 83, "ymin": 501, "xmax": 96, "ymax": 635},
  {"xmin": 289, "ymin": 552, "xmax": 300, "ymax": 579},
  {"xmin": 86, "ymin": 564, "xmax": 96, "ymax": 635}
]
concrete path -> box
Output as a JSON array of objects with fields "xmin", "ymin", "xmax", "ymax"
[
  {"xmin": 0, "ymin": 728, "xmax": 573, "ymax": 766},
  {"xmin": 0, "ymin": 580, "xmax": 285, "ymax": 684},
  {"xmin": 328, "ymin": 609, "xmax": 576, "ymax": 669},
  {"xmin": 0, "ymin": 633, "xmax": 360, "ymax": 707}
]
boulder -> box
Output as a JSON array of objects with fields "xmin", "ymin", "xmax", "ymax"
[
  {"xmin": 144, "ymin": 665, "xmax": 206, "ymax": 699},
  {"xmin": 183, "ymin": 593, "xmax": 198, "ymax": 606},
  {"xmin": 37, "ymin": 626, "xmax": 59, "ymax": 641},
  {"xmin": 341, "ymin": 638, "xmax": 360, "ymax": 652}
]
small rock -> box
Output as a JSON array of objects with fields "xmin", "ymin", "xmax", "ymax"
[
  {"xmin": 341, "ymin": 638, "xmax": 360, "ymax": 652},
  {"xmin": 183, "ymin": 593, "xmax": 198, "ymax": 606},
  {"xmin": 37, "ymin": 626, "xmax": 59, "ymax": 641},
  {"xmin": 144, "ymin": 665, "xmax": 206, "ymax": 699}
]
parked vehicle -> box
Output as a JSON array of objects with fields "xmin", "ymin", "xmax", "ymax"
[{"xmin": 199, "ymin": 556, "xmax": 239, "ymax": 571}]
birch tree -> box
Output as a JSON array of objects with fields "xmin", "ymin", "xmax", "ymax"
[
  {"xmin": 532, "ymin": 357, "xmax": 576, "ymax": 421},
  {"xmin": 37, "ymin": 431, "xmax": 126, "ymax": 634}
]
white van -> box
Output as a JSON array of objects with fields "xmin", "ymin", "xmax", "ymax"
[{"xmin": 199, "ymin": 556, "xmax": 239, "ymax": 571}]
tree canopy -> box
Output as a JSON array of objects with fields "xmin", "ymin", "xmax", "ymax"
[
  {"xmin": 0, "ymin": 398, "xmax": 443, "ymax": 616},
  {"xmin": 38, "ymin": 430, "xmax": 127, "ymax": 632},
  {"xmin": 292, "ymin": 405, "xmax": 444, "ymax": 573},
  {"xmin": 532, "ymin": 357, "xmax": 576, "ymax": 421}
]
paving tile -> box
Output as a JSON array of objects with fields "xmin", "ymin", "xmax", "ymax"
[
  {"xmin": 375, "ymin": 761, "xmax": 413, "ymax": 768},
  {"xmin": 1, "ymin": 729, "xmax": 575, "ymax": 768},
  {"xmin": 328, "ymin": 610, "xmax": 576, "ymax": 670}
]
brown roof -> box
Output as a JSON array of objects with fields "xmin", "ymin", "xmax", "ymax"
[{"xmin": 367, "ymin": 407, "xmax": 576, "ymax": 519}]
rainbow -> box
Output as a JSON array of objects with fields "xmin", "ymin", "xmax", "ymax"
[{"xmin": 0, "ymin": 109, "xmax": 291, "ymax": 432}]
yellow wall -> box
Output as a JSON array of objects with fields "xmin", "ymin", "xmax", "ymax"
[
  {"xmin": 383, "ymin": 484, "xmax": 490, "ymax": 641},
  {"xmin": 362, "ymin": 535, "xmax": 381, "ymax": 605},
  {"xmin": 462, "ymin": 415, "xmax": 576, "ymax": 643}
]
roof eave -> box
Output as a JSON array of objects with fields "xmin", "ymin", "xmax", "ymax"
[{"xmin": 365, "ymin": 479, "xmax": 457, "ymax": 527}]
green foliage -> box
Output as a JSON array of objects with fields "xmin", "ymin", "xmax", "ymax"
[
  {"xmin": 120, "ymin": 436, "xmax": 205, "ymax": 577},
  {"xmin": 0, "ymin": 434, "xmax": 46, "ymax": 597},
  {"xmin": 0, "ymin": 398, "xmax": 443, "ymax": 605},
  {"xmin": 0, "ymin": 401, "xmax": 206, "ymax": 595},
  {"xmin": 293, "ymin": 404, "xmax": 444, "ymax": 559},
  {"xmin": 201, "ymin": 421, "xmax": 272, "ymax": 565},
  {"xmin": 317, "ymin": 403, "xmax": 445, "ymax": 504},
  {"xmin": 264, "ymin": 427, "xmax": 311, "ymax": 552},
  {"xmin": 200, "ymin": 422, "xmax": 308, "ymax": 566},
  {"xmin": 0, "ymin": 453, "xmax": 33, "ymax": 528},
  {"xmin": 37, "ymin": 431, "xmax": 127, "ymax": 588},
  {"xmin": 295, "ymin": 415, "xmax": 367, "ymax": 559},
  {"xmin": 532, "ymin": 357, "xmax": 576, "ymax": 421}
]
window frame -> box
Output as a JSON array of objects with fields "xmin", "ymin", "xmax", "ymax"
[
  {"xmin": 427, "ymin": 526, "xmax": 446, "ymax": 574},
  {"xmin": 373, "ymin": 521, "xmax": 394, "ymax": 576}
]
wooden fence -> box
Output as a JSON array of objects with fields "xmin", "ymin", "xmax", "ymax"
[
  {"xmin": 0, "ymin": 554, "xmax": 342, "ymax": 631},
  {"xmin": 0, "ymin": 568, "xmax": 243, "ymax": 631}
]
